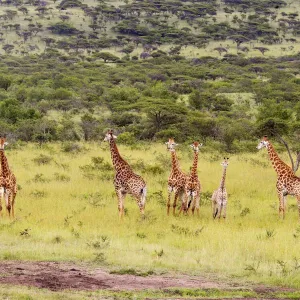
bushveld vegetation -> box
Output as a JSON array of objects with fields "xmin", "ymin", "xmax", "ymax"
[
  {"xmin": 1, "ymin": 142, "xmax": 300, "ymax": 290},
  {"xmin": 0, "ymin": 0, "xmax": 299, "ymax": 154},
  {"xmin": 1, "ymin": 53, "xmax": 300, "ymax": 155}
]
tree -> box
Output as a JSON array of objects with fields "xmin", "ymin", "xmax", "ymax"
[
  {"xmin": 47, "ymin": 22, "xmax": 79, "ymax": 35},
  {"xmin": 0, "ymin": 75, "xmax": 12, "ymax": 91},
  {"xmin": 256, "ymin": 99, "xmax": 299, "ymax": 171},
  {"xmin": 80, "ymin": 114, "xmax": 101, "ymax": 141},
  {"xmin": 213, "ymin": 47, "xmax": 227, "ymax": 56},
  {"xmin": 2, "ymin": 44, "xmax": 14, "ymax": 54},
  {"xmin": 138, "ymin": 98, "xmax": 187, "ymax": 135},
  {"xmin": 94, "ymin": 52, "xmax": 119, "ymax": 63},
  {"xmin": 229, "ymin": 35, "xmax": 249, "ymax": 49},
  {"xmin": 253, "ymin": 47, "xmax": 269, "ymax": 55}
]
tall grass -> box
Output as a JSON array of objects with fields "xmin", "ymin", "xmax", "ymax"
[{"xmin": 1, "ymin": 142, "xmax": 300, "ymax": 287}]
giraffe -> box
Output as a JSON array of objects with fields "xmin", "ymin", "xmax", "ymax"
[
  {"xmin": 0, "ymin": 137, "xmax": 17, "ymax": 218},
  {"xmin": 212, "ymin": 158, "xmax": 229, "ymax": 219},
  {"xmin": 104, "ymin": 130, "xmax": 147, "ymax": 218},
  {"xmin": 180, "ymin": 141, "xmax": 202, "ymax": 215},
  {"xmin": 165, "ymin": 138, "xmax": 187, "ymax": 215},
  {"xmin": 257, "ymin": 135, "xmax": 300, "ymax": 219}
]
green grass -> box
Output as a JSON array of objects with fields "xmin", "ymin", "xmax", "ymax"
[
  {"xmin": 0, "ymin": 285, "xmax": 261, "ymax": 299},
  {"xmin": 1, "ymin": 142, "xmax": 300, "ymax": 289},
  {"xmin": 0, "ymin": 284, "xmax": 300, "ymax": 299}
]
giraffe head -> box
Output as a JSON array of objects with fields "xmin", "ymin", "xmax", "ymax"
[
  {"xmin": 104, "ymin": 130, "xmax": 117, "ymax": 142},
  {"xmin": 0, "ymin": 136, "xmax": 8, "ymax": 150},
  {"xmin": 165, "ymin": 138, "xmax": 178, "ymax": 152},
  {"xmin": 257, "ymin": 135, "xmax": 269, "ymax": 150},
  {"xmin": 190, "ymin": 141, "xmax": 202, "ymax": 153},
  {"xmin": 221, "ymin": 157, "xmax": 229, "ymax": 168}
]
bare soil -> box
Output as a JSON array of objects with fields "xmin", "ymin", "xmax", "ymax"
[{"xmin": 0, "ymin": 261, "xmax": 295, "ymax": 299}]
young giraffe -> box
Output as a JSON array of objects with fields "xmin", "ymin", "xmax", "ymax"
[
  {"xmin": 0, "ymin": 137, "xmax": 17, "ymax": 218},
  {"xmin": 212, "ymin": 158, "xmax": 229, "ymax": 219},
  {"xmin": 165, "ymin": 138, "xmax": 187, "ymax": 215},
  {"xmin": 180, "ymin": 141, "xmax": 202, "ymax": 215},
  {"xmin": 257, "ymin": 135, "xmax": 300, "ymax": 219},
  {"xmin": 104, "ymin": 130, "xmax": 147, "ymax": 218}
]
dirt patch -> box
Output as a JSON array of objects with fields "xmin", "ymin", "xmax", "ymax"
[
  {"xmin": 0, "ymin": 261, "xmax": 229, "ymax": 291},
  {"xmin": 0, "ymin": 261, "xmax": 295, "ymax": 298}
]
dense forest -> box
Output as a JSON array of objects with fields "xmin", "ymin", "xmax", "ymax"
[{"xmin": 0, "ymin": 0, "xmax": 299, "ymax": 152}]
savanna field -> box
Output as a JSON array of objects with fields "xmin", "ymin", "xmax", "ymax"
[
  {"xmin": 3, "ymin": 0, "xmax": 300, "ymax": 297},
  {"xmin": 1, "ymin": 141, "xmax": 300, "ymax": 297}
]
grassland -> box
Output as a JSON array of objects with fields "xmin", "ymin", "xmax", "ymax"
[{"xmin": 1, "ymin": 141, "xmax": 300, "ymax": 293}]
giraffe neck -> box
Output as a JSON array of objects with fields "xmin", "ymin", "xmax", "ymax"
[
  {"xmin": 109, "ymin": 138, "xmax": 130, "ymax": 172},
  {"xmin": 190, "ymin": 151, "xmax": 199, "ymax": 180},
  {"xmin": 170, "ymin": 150, "xmax": 181, "ymax": 172},
  {"xmin": 219, "ymin": 167, "xmax": 227, "ymax": 189},
  {"xmin": 266, "ymin": 142, "xmax": 294, "ymax": 176},
  {"xmin": 0, "ymin": 150, "xmax": 10, "ymax": 177}
]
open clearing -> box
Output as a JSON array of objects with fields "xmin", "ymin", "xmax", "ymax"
[{"xmin": 1, "ymin": 143, "xmax": 300, "ymax": 298}]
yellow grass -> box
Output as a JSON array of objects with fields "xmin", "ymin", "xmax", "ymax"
[{"xmin": 1, "ymin": 142, "xmax": 300, "ymax": 288}]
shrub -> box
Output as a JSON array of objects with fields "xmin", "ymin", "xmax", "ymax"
[
  {"xmin": 33, "ymin": 154, "xmax": 52, "ymax": 165},
  {"xmin": 117, "ymin": 132, "xmax": 136, "ymax": 145}
]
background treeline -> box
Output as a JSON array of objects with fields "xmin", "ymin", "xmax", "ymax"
[
  {"xmin": 1, "ymin": 52, "xmax": 300, "ymax": 153},
  {"xmin": 0, "ymin": 0, "xmax": 296, "ymax": 57}
]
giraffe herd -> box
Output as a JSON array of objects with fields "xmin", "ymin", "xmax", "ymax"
[
  {"xmin": 1, "ymin": 132, "xmax": 300, "ymax": 221},
  {"xmin": 104, "ymin": 131, "xmax": 300, "ymax": 221}
]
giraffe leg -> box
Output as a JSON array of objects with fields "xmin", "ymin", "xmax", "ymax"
[
  {"xmin": 167, "ymin": 186, "xmax": 172, "ymax": 215},
  {"xmin": 11, "ymin": 192, "xmax": 16, "ymax": 219},
  {"xmin": 211, "ymin": 191, "xmax": 217, "ymax": 218},
  {"xmin": 137, "ymin": 187, "xmax": 147, "ymax": 217},
  {"xmin": 179, "ymin": 193, "xmax": 188, "ymax": 215},
  {"xmin": 297, "ymin": 196, "xmax": 300, "ymax": 222},
  {"xmin": 190, "ymin": 196, "xmax": 196, "ymax": 215},
  {"xmin": 195, "ymin": 194, "xmax": 200, "ymax": 216},
  {"xmin": 218, "ymin": 204, "xmax": 223, "ymax": 220},
  {"xmin": 172, "ymin": 189, "xmax": 180, "ymax": 216},
  {"xmin": 277, "ymin": 190, "xmax": 285, "ymax": 219},
  {"xmin": 0, "ymin": 187, "xmax": 4, "ymax": 216},
  {"xmin": 116, "ymin": 190, "xmax": 125, "ymax": 219},
  {"xmin": 222, "ymin": 203, "xmax": 227, "ymax": 219},
  {"xmin": 4, "ymin": 190, "xmax": 11, "ymax": 218}
]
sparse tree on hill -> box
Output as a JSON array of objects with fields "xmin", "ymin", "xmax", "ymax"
[
  {"xmin": 253, "ymin": 46, "xmax": 269, "ymax": 55},
  {"xmin": 213, "ymin": 47, "xmax": 227, "ymax": 56}
]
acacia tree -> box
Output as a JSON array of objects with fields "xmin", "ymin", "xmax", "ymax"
[
  {"xmin": 256, "ymin": 100, "xmax": 300, "ymax": 172},
  {"xmin": 213, "ymin": 47, "xmax": 227, "ymax": 56},
  {"xmin": 229, "ymin": 35, "xmax": 248, "ymax": 49},
  {"xmin": 94, "ymin": 52, "xmax": 119, "ymax": 62},
  {"xmin": 253, "ymin": 46, "xmax": 269, "ymax": 55},
  {"xmin": 138, "ymin": 98, "xmax": 187, "ymax": 135}
]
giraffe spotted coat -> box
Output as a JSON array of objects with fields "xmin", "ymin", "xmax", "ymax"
[
  {"xmin": 104, "ymin": 131, "xmax": 147, "ymax": 218},
  {"xmin": 212, "ymin": 158, "xmax": 229, "ymax": 219},
  {"xmin": 0, "ymin": 137, "xmax": 17, "ymax": 217},
  {"xmin": 166, "ymin": 138, "xmax": 187, "ymax": 215},
  {"xmin": 257, "ymin": 136, "xmax": 300, "ymax": 219},
  {"xmin": 181, "ymin": 142, "xmax": 202, "ymax": 215}
]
